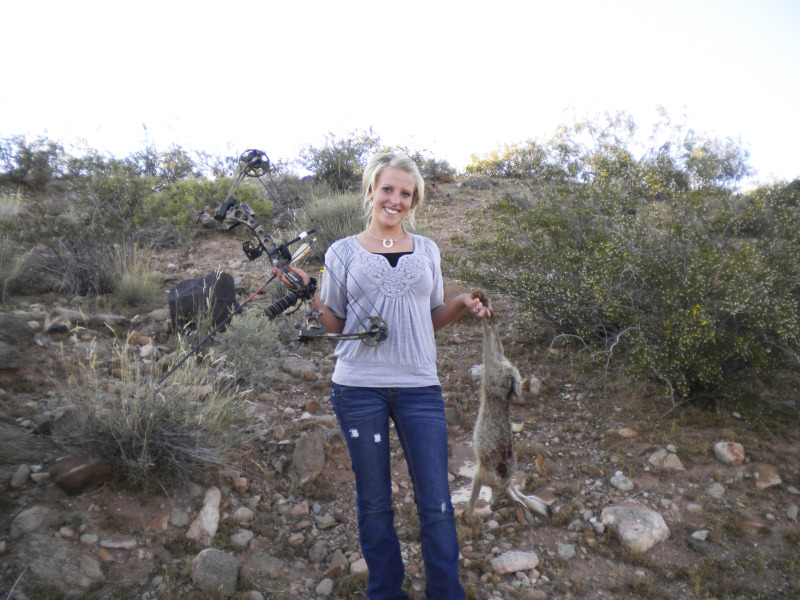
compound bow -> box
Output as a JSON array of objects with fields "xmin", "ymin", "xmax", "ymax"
[{"xmin": 213, "ymin": 149, "xmax": 389, "ymax": 346}]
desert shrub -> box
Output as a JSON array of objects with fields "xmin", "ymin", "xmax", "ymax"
[
  {"xmin": 416, "ymin": 155, "xmax": 455, "ymax": 181},
  {"xmin": 56, "ymin": 335, "xmax": 251, "ymax": 490},
  {"xmin": 297, "ymin": 129, "xmax": 382, "ymax": 192},
  {"xmin": 139, "ymin": 176, "xmax": 269, "ymax": 234},
  {"xmin": 0, "ymin": 135, "xmax": 68, "ymax": 189},
  {"xmin": 295, "ymin": 192, "xmax": 365, "ymax": 255},
  {"xmin": 111, "ymin": 242, "xmax": 161, "ymax": 307},
  {"xmin": 0, "ymin": 189, "xmax": 23, "ymax": 226},
  {"xmin": 457, "ymin": 118, "xmax": 799, "ymax": 405},
  {"xmin": 466, "ymin": 140, "xmax": 575, "ymax": 181},
  {"xmin": 214, "ymin": 312, "xmax": 283, "ymax": 391},
  {"xmin": 0, "ymin": 234, "xmax": 24, "ymax": 299}
]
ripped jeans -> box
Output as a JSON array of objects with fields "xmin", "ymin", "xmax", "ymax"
[{"xmin": 330, "ymin": 383, "xmax": 465, "ymax": 600}]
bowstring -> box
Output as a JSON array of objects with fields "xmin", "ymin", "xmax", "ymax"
[{"xmin": 253, "ymin": 158, "xmax": 386, "ymax": 335}]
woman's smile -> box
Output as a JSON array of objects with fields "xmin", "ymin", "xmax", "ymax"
[{"xmin": 370, "ymin": 166, "xmax": 416, "ymax": 234}]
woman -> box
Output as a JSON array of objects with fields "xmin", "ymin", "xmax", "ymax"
[{"xmin": 275, "ymin": 152, "xmax": 489, "ymax": 600}]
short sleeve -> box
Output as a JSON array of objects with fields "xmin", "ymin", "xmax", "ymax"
[{"xmin": 426, "ymin": 238, "xmax": 445, "ymax": 310}]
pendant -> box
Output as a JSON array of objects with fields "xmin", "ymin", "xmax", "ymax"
[{"xmin": 383, "ymin": 239, "xmax": 393, "ymax": 248}]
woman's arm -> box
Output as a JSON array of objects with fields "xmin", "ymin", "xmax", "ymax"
[
  {"xmin": 430, "ymin": 292, "xmax": 491, "ymax": 333},
  {"xmin": 273, "ymin": 266, "xmax": 345, "ymax": 336}
]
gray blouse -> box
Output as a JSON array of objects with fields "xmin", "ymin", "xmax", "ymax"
[{"xmin": 319, "ymin": 234, "xmax": 445, "ymax": 387}]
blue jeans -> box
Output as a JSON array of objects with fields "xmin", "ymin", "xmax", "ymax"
[{"xmin": 330, "ymin": 383, "xmax": 465, "ymax": 600}]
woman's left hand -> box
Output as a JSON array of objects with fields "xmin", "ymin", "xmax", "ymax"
[{"xmin": 466, "ymin": 294, "xmax": 492, "ymax": 318}]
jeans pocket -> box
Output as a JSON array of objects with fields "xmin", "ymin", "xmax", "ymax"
[{"xmin": 330, "ymin": 382, "xmax": 353, "ymax": 400}]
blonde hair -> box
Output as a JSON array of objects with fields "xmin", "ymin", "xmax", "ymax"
[{"xmin": 362, "ymin": 152, "xmax": 425, "ymax": 228}]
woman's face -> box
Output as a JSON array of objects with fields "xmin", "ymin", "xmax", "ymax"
[{"xmin": 370, "ymin": 166, "xmax": 416, "ymax": 232}]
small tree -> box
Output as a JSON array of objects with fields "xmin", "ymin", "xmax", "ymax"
[{"xmin": 297, "ymin": 129, "xmax": 382, "ymax": 192}]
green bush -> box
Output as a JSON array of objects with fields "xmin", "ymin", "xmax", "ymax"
[
  {"xmin": 139, "ymin": 177, "xmax": 269, "ymax": 233},
  {"xmin": 457, "ymin": 118, "xmax": 799, "ymax": 404}
]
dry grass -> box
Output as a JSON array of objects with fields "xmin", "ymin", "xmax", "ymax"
[
  {"xmin": 111, "ymin": 242, "xmax": 162, "ymax": 307},
  {"xmin": 54, "ymin": 331, "xmax": 252, "ymax": 491}
]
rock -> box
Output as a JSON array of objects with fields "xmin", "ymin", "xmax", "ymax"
[
  {"xmin": 44, "ymin": 306, "xmax": 85, "ymax": 333},
  {"xmin": 10, "ymin": 505, "xmax": 59, "ymax": 539},
  {"xmin": 190, "ymin": 548, "xmax": 238, "ymax": 599},
  {"xmin": 713, "ymin": 441, "xmax": 745, "ymax": 465},
  {"xmin": 470, "ymin": 363, "xmax": 483, "ymax": 383},
  {"xmin": 648, "ymin": 449, "xmax": 685, "ymax": 471},
  {"xmin": 609, "ymin": 472, "xmax": 634, "ymax": 491},
  {"xmin": 291, "ymin": 432, "xmax": 326, "ymax": 485},
  {"xmin": 48, "ymin": 455, "xmax": 113, "ymax": 495},
  {"xmin": 557, "ymin": 542, "xmax": 576, "ymax": 559},
  {"xmin": 0, "ymin": 313, "xmax": 33, "ymax": 346},
  {"xmin": 198, "ymin": 211, "xmax": 217, "ymax": 228},
  {"xmin": 309, "ymin": 539, "xmax": 329, "ymax": 563},
  {"xmin": 616, "ymin": 427, "xmax": 638, "ymax": 438},
  {"xmin": 147, "ymin": 308, "xmax": 171, "ymax": 323},
  {"xmin": 281, "ymin": 356, "xmax": 316, "ymax": 378},
  {"xmin": 325, "ymin": 549, "xmax": 349, "ymax": 577},
  {"xmin": 351, "ymin": 557, "xmax": 369, "ymax": 574},
  {"xmin": 490, "ymin": 551, "xmax": 539, "ymax": 574},
  {"xmin": 0, "ymin": 423, "xmax": 59, "ymax": 464},
  {"xmin": 100, "ymin": 537, "xmax": 137, "ymax": 550},
  {"xmin": 148, "ymin": 510, "xmax": 171, "ymax": 533},
  {"xmin": 754, "ymin": 465, "xmax": 781, "ymax": 490},
  {"xmin": 233, "ymin": 506, "xmax": 254, "ymax": 522},
  {"xmin": 170, "ymin": 507, "xmax": 190, "ymax": 527},
  {"xmin": 528, "ymin": 376, "xmax": 543, "ymax": 396},
  {"xmin": 316, "ymin": 578, "xmax": 334, "ymax": 596},
  {"xmin": 315, "ymin": 514, "xmax": 337, "ymax": 529},
  {"xmin": 691, "ymin": 530, "xmax": 709, "ymax": 541},
  {"xmin": 0, "ymin": 340, "xmax": 22, "ymax": 369},
  {"xmin": 13, "ymin": 532, "xmax": 104, "ymax": 596},
  {"xmin": 230, "ymin": 529, "xmax": 254, "ymax": 548},
  {"xmin": 707, "ymin": 482, "xmax": 725, "ymax": 498},
  {"xmin": 10, "ymin": 463, "xmax": 30, "ymax": 488},
  {"xmin": 601, "ymin": 502, "xmax": 671, "ymax": 552},
  {"xmin": 187, "ymin": 486, "xmax": 222, "ymax": 546}
]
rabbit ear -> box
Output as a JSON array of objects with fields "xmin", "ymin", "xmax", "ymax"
[{"xmin": 508, "ymin": 485, "xmax": 553, "ymax": 521}]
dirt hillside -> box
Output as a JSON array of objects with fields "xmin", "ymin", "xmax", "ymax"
[{"xmin": 1, "ymin": 179, "xmax": 799, "ymax": 600}]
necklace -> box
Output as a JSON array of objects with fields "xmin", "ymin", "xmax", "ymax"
[{"xmin": 366, "ymin": 227, "xmax": 405, "ymax": 248}]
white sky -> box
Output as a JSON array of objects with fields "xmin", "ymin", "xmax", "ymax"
[{"xmin": 2, "ymin": 0, "xmax": 798, "ymax": 184}]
